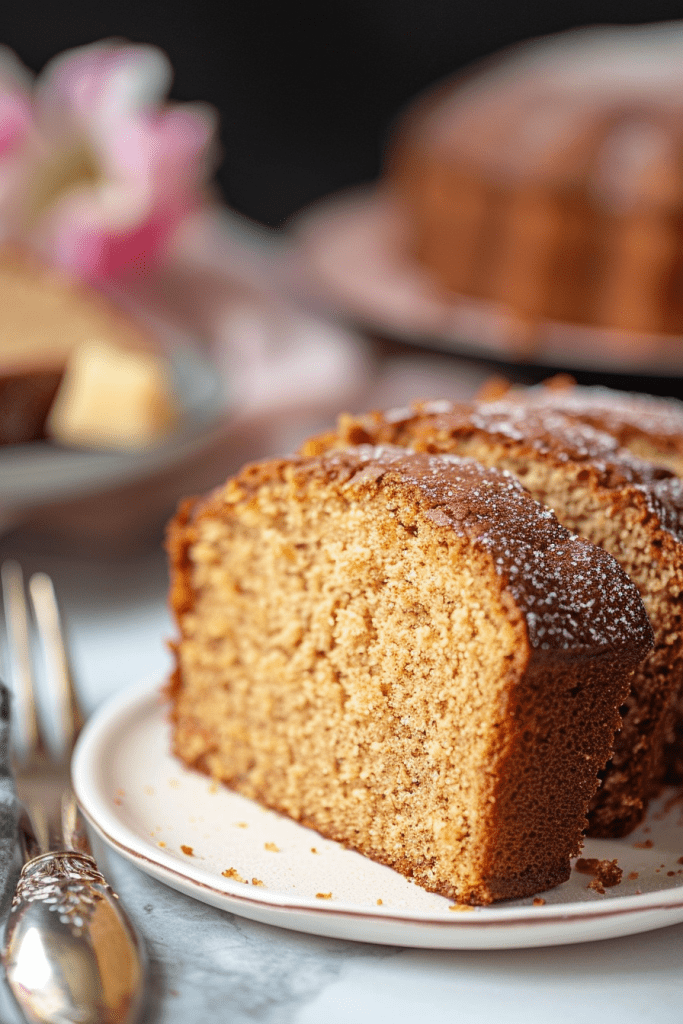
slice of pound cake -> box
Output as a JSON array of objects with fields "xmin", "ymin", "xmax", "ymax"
[
  {"xmin": 167, "ymin": 446, "xmax": 652, "ymax": 904},
  {"xmin": 306, "ymin": 404, "xmax": 683, "ymax": 837}
]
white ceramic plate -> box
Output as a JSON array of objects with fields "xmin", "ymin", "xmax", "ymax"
[
  {"xmin": 0, "ymin": 341, "xmax": 225, "ymax": 519},
  {"xmin": 289, "ymin": 188, "xmax": 683, "ymax": 375},
  {"xmin": 72, "ymin": 676, "xmax": 683, "ymax": 950}
]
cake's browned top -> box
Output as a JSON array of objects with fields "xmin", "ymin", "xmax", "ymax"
[
  {"xmin": 494, "ymin": 381, "xmax": 683, "ymax": 457},
  {"xmin": 304, "ymin": 397, "xmax": 683, "ymax": 561},
  {"xmin": 345, "ymin": 400, "xmax": 674, "ymax": 481},
  {"xmin": 465, "ymin": 394, "xmax": 683, "ymax": 541},
  {"xmin": 187, "ymin": 444, "xmax": 653, "ymax": 661}
]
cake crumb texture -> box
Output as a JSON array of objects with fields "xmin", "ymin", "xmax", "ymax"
[
  {"xmin": 575, "ymin": 857, "xmax": 623, "ymax": 889},
  {"xmin": 222, "ymin": 868, "xmax": 246, "ymax": 882}
]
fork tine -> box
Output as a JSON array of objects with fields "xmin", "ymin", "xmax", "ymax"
[
  {"xmin": 1, "ymin": 561, "xmax": 42, "ymax": 767},
  {"xmin": 28, "ymin": 572, "xmax": 84, "ymax": 756}
]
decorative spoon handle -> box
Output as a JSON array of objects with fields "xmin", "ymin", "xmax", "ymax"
[{"xmin": 3, "ymin": 849, "xmax": 146, "ymax": 1024}]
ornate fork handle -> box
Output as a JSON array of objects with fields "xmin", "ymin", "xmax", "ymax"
[
  {"xmin": 1, "ymin": 565, "xmax": 147, "ymax": 1022},
  {"xmin": 4, "ymin": 850, "xmax": 146, "ymax": 1024}
]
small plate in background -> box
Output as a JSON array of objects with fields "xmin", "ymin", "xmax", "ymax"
[{"xmin": 0, "ymin": 341, "xmax": 225, "ymax": 519}]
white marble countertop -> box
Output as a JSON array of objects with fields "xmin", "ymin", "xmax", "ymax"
[{"xmin": 0, "ymin": 536, "xmax": 682, "ymax": 1024}]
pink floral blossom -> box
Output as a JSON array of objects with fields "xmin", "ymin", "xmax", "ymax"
[{"xmin": 0, "ymin": 40, "xmax": 216, "ymax": 280}]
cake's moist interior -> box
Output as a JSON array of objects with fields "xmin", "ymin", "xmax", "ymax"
[{"xmin": 173, "ymin": 466, "xmax": 585, "ymax": 903}]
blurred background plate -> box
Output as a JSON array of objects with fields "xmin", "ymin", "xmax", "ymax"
[{"xmin": 0, "ymin": 341, "xmax": 225, "ymax": 515}]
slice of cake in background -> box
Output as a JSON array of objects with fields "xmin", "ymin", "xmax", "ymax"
[
  {"xmin": 167, "ymin": 445, "xmax": 652, "ymax": 904},
  {"xmin": 0, "ymin": 246, "xmax": 178, "ymax": 450}
]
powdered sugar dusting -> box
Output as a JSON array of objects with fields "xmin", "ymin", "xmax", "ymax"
[
  {"xmin": 418, "ymin": 399, "xmax": 455, "ymax": 416},
  {"xmin": 502, "ymin": 383, "xmax": 683, "ymax": 450},
  {"xmin": 320, "ymin": 445, "xmax": 653, "ymax": 659},
  {"xmin": 343, "ymin": 400, "xmax": 669, "ymax": 486},
  {"xmin": 383, "ymin": 406, "xmax": 414, "ymax": 424},
  {"xmin": 468, "ymin": 402, "xmax": 661, "ymax": 479}
]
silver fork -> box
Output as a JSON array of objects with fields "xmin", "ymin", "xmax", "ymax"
[{"xmin": 0, "ymin": 561, "xmax": 147, "ymax": 1024}]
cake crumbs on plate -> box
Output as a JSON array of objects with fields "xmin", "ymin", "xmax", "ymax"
[
  {"xmin": 376, "ymin": 899, "xmax": 383, "ymax": 905},
  {"xmin": 310, "ymin": 847, "xmax": 318, "ymax": 854},
  {"xmin": 157, "ymin": 841, "xmax": 166, "ymax": 848},
  {"xmin": 180, "ymin": 845, "xmax": 194, "ymax": 856},
  {"xmin": 208, "ymin": 782, "xmax": 219, "ymax": 794},
  {"xmin": 316, "ymin": 892, "xmax": 332, "ymax": 899},
  {"xmin": 222, "ymin": 868, "xmax": 246, "ymax": 882},
  {"xmin": 628, "ymin": 871, "xmax": 639, "ymax": 880},
  {"xmin": 533, "ymin": 898, "xmax": 546, "ymax": 906},
  {"xmin": 633, "ymin": 839, "xmax": 653, "ymax": 849},
  {"xmin": 251, "ymin": 878, "xmax": 264, "ymax": 886},
  {"xmin": 264, "ymin": 842, "xmax": 280, "ymax": 852},
  {"xmin": 575, "ymin": 857, "xmax": 623, "ymax": 895},
  {"xmin": 168, "ymin": 778, "xmax": 180, "ymax": 789},
  {"xmin": 448, "ymin": 905, "xmax": 474, "ymax": 912},
  {"xmin": 233, "ymin": 821, "xmax": 248, "ymax": 828}
]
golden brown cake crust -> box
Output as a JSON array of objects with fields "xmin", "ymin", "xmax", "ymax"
[
  {"xmin": 0, "ymin": 244, "xmax": 157, "ymax": 446},
  {"xmin": 168, "ymin": 446, "xmax": 652, "ymax": 903},
  {"xmin": 489, "ymin": 378, "xmax": 683, "ymax": 467},
  {"xmin": 0, "ymin": 370, "xmax": 61, "ymax": 445}
]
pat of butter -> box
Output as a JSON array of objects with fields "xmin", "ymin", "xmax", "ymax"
[{"xmin": 47, "ymin": 336, "xmax": 178, "ymax": 450}]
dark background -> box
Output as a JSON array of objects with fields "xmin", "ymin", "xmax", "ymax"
[{"xmin": 3, "ymin": 1, "xmax": 683, "ymax": 227}]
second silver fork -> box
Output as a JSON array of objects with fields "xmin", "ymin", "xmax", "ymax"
[{"xmin": 0, "ymin": 561, "xmax": 147, "ymax": 1024}]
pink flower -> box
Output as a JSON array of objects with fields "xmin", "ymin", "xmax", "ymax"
[{"xmin": 0, "ymin": 40, "xmax": 217, "ymax": 280}]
